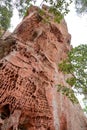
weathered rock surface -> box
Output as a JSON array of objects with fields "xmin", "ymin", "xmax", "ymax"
[{"xmin": 0, "ymin": 5, "xmax": 87, "ymax": 130}]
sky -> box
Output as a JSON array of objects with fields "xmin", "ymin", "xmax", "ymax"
[
  {"xmin": 10, "ymin": 2, "xmax": 87, "ymax": 47},
  {"xmin": 65, "ymin": 2, "xmax": 87, "ymax": 47},
  {"xmin": 10, "ymin": 2, "xmax": 87, "ymax": 109}
]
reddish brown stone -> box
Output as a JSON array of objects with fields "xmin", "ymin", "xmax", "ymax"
[
  {"xmin": 60, "ymin": 113, "xmax": 67, "ymax": 130},
  {"xmin": 0, "ymin": 5, "xmax": 87, "ymax": 130}
]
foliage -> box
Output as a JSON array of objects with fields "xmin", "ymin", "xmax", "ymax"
[
  {"xmin": 0, "ymin": 1, "xmax": 12, "ymax": 33},
  {"xmin": 58, "ymin": 44, "xmax": 87, "ymax": 103},
  {"xmin": 0, "ymin": 0, "xmax": 87, "ymax": 30},
  {"xmin": 57, "ymin": 84, "xmax": 79, "ymax": 103},
  {"xmin": 83, "ymin": 105, "xmax": 87, "ymax": 113},
  {"xmin": 49, "ymin": 7, "xmax": 64, "ymax": 23},
  {"xmin": 0, "ymin": 0, "xmax": 72, "ymax": 31},
  {"xmin": 83, "ymin": 99, "xmax": 87, "ymax": 113},
  {"xmin": 58, "ymin": 44, "xmax": 87, "ymax": 91},
  {"xmin": 68, "ymin": 44, "xmax": 87, "ymax": 93},
  {"xmin": 38, "ymin": 7, "xmax": 63, "ymax": 23},
  {"xmin": 38, "ymin": 8, "xmax": 50, "ymax": 23},
  {"xmin": 58, "ymin": 59, "xmax": 73, "ymax": 74},
  {"xmin": 66, "ymin": 77, "xmax": 76, "ymax": 86},
  {"xmin": 75, "ymin": 0, "xmax": 87, "ymax": 14}
]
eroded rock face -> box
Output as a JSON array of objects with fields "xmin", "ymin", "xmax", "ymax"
[{"xmin": 0, "ymin": 5, "xmax": 87, "ymax": 130}]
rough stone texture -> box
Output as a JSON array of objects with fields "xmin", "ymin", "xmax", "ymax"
[
  {"xmin": 0, "ymin": 5, "xmax": 87, "ymax": 130},
  {"xmin": 1, "ymin": 31, "xmax": 11, "ymax": 40}
]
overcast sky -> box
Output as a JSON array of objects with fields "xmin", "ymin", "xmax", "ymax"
[
  {"xmin": 10, "ymin": 2, "xmax": 87, "ymax": 48},
  {"xmin": 65, "ymin": 2, "xmax": 87, "ymax": 47},
  {"xmin": 10, "ymin": 2, "xmax": 87, "ymax": 108}
]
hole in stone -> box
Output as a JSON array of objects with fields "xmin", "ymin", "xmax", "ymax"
[
  {"xmin": 0, "ymin": 104, "xmax": 10, "ymax": 119},
  {"xmin": 37, "ymin": 51, "xmax": 39, "ymax": 53},
  {"xmin": 15, "ymin": 74, "xmax": 18, "ymax": 78},
  {"xmin": 0, "ymin": 63, "xmax": 3, "ymax": 68},
  {"xmin": 47, "ymin": 127, "xmax": 50, "ymax": 130},
  {"xmin": 32, "ymin": 95, "xmax": 36, "ymax": 99},
  {"xmin": 67, "ymin": 39, "xmax": 70, "ymax": 44},
  {"xmin": 19, "ymin": 124, "xmax": 27, "ymax": 130},
  {"xmin": 32, "ymin": 68, "xmax": 36, "ymax": 73}
]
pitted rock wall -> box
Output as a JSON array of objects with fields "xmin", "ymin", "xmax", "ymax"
[{"xmin": 0, "ymin": 5, "xmax": 87, "ymax": 130}]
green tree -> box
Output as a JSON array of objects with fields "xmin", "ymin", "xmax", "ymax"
[
  {"xmin": 1, "ymin": 0, "xmax": 87, "ymax": 32},
  {"xmin": 0, "ymin": 0, "xmax": 72, "ymax": 33},
  {"xmin": 68, "ymin": 44, "xmax": 87, "ymax": 93},
  {"xmin": 0, "ymin": 1, "xmax": 12, "ymax": 35},
  {"xmin": 58, "ymin": 44, "xmax": 87, "ymax": 105},
  {"xmin": 75, "ymin": 0, "xmax": 87, "ymax": 14},
  {"xmin": 59, "ymin": 44, "xmax": 87, "ymax": 93}
]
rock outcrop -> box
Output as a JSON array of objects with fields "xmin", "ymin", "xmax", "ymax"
[{"xmin": 0, "ymin": 5, "xmax": 87, "ymax": 130}]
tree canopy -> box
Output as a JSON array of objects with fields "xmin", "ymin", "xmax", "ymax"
[
  {"xmin": 75, "ymin": 0, "xmax": 87, "ymax": 14},
  {"xmin": 0, "ymin": 0, "xmax": 72, "ymax": 33},
  {"xmin": 0, "ymin": 0, "xmax": 87, "ymax": 105},
  {"xmin": 58, "ymin": 44, "xmax": 87, "ymax": 106},
  {"xmin": 0, "ymin": 0, "xmax": 87, "ymax": 32},
  {"xmin": 0, "ymin": 0, "xmax": 12, "ymax": 34},
  {"xmin": 59, "ymin": 44, "xmax": 87, "ymax": 91},
  {"xmin": 68, "ymin": 44, "xmax": 87, "ymax": 93}
]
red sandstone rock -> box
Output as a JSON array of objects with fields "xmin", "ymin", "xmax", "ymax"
[{"xmin": 0, "ymin": 5, "xmax": 87, "ymax": 130}]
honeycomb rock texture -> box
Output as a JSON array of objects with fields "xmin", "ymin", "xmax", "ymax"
[{"xmin": 0, "ymin": 5, "xmax": 87, "ymax": 130}]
